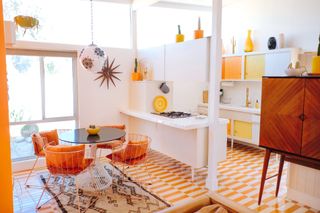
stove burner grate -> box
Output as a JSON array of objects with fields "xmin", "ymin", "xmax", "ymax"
[{"xmin": 158, "ymin": 111, "xmax": 192, "ymax": 119}]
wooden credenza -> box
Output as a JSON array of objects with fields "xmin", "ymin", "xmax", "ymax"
[{"xmin": 258, "ymin": 76, "xmax": 320, "ymax": 204}]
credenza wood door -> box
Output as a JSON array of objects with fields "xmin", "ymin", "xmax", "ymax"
[
  {"xmin": 260, "ymin": 78, "xmax": 305, "ymax": 154},
  {"xmin": 302, "ymin": 79, "xmax": 320, "ymax": 160}
]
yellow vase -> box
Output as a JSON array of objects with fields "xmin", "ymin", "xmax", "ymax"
[
  {"xmin": 194, "ymin": 30, "xmax": 204, "ymax": 39},
  {"xmin": 312, "ymin": 56, "xmax": 320, "ymax": 74},
  {"xmin": 244, "ymin": 30, "xmax": 254, "ymax": 52},
  {"xmin": 176, "ymin": 34, "xmax": 184, "ymax": 43}
]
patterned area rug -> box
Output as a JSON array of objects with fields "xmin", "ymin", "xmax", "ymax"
[{"xmin": 38, "ymin": 163, "xmax": 170, "ymax": 213}]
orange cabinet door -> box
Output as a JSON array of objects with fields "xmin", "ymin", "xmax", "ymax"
[
  {"xmin": 260, "ymin": 78, "xmax": 305, "ymax": 154},
  {"xmin": 245, "ymin": 54, "xmax": 265, "ymax": 80},
  {"xmin": 222, "ymin": 56, "xmax": 242, "ymax": 80},
  {"xmin": 302, "ymin": 79, "xmax": 320, "ymax": 160}
]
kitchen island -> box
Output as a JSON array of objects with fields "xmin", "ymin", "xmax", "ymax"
[{"xmin": 121, "ymin": 109, "xmax": 228, "ymax": 180}]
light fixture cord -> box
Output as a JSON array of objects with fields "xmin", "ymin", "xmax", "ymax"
[{"xmin": 90, "ymin": 0, "xmax": 94, "ymax": 44}]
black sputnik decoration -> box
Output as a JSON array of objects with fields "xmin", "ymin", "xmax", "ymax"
[{"xmin": 95, "ymin": 57, "xmax": 121, "ymax": 89}]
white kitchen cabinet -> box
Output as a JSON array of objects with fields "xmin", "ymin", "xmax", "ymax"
[
  {"xmin": 165, "ymin": 38, "xmax": 210, "ymax": 82},
  {"xmin": 138, "ymin": 46, "xmax": 165, "ymax": 81},
  {"xmin": 251, "ymin": 115, "xmax": 260, "ymax": 145},
  {"xmin": 220, "ymin": 108, "xmax": 260, "ymax": 146},
  {"xmin": 265, "ymin": 48, "xmax": 299, "ymax": 76},
  {"xmin": 129, "ymin": 81, "xmax": 173, "ymax": 113},
  {"xmin": 137, "ymin": 38, "xmax": 210, "ymax": 112}
]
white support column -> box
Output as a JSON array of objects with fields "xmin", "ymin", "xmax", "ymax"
[
  {"xmin": 206, "ymin": 0, "xmax": 223, "ymax": 191},
  {"xmin": 130, "ymin": 8, "xmax": 138, "ymax": 56}
]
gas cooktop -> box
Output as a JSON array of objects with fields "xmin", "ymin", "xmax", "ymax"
[{"xmin": 153, "ymin": 111, "xmax": 192, "ymax": 119}]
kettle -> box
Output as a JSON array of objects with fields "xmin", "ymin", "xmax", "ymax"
[{"xmin": 159, "ymin": 82, "xmax": 170, "ymax": 94}]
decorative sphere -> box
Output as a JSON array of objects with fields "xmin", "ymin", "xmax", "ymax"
[{"xmin": 79, "ymin": 44, "xmax": 105, "ymax": 72}]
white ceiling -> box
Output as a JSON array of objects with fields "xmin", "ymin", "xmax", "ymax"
[
  {"xmin": 160, "ymin": 0, "xmax": 212, "ymax": 6},
  {"xmin": 158, "ymin": 0, "xmax": 240, "ymax": 7}
]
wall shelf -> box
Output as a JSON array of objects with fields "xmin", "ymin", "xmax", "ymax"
[
  {"xmin": 222, "ymin": 48, "xmax": 300, "ymax": 81},
  {"xmin": 222, "ymin": 48, "xmax": 300, "ymax": 58}
]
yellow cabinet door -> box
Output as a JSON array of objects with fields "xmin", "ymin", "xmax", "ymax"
[
  {"xmin": 227, "ymin": 119, "xmax": 231, "ymax": 136},
  {"xmin": 234, "ymin": 120, "xmax": 252, "ymax": 139},
  {"xmin": 245, "ymin": 54, "xmax": 265, "ymax": 80}
]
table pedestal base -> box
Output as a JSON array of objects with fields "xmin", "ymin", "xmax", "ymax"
[{"xmin": 77, "ymin": 162, "xmax": 112, "ymax": 195}]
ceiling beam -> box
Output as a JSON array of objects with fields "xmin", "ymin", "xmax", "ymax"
[
  {"xmin": 132, "ymin": 0, "xmax": 160, "ymax": 10},
  {"xmin": 153, "ymin": 1, "xmax": 211, "ymax": 11}
]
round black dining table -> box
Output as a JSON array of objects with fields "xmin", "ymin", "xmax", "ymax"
[
  {"xmin": 57, "ymin": 127, "xmax": 126, "ymax": 193},
  {"xmin": 58, "ymin": 127, "xmax": 126, "ymax": 144}
]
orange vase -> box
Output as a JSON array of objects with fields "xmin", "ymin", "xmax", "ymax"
[
  {"xmin": 131, "ymin": 72, "xmax": 141, "ymax": 81},
  {"xmin": 244, "ymin": 30, "xmax": 254, "ymax": 52}
]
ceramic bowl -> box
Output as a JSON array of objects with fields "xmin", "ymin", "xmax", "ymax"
[{"xmin": 87, "ymin": 127, "xmax": 100, "ymax": 135}]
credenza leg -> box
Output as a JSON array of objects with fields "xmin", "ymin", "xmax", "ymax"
[
  {"xmin": 258, "ymin": 149, "xmax": 271, "ymax": 205},
  {"xmin": 275, "ymin": 154, "xmax": 285, "ymax": 197}
]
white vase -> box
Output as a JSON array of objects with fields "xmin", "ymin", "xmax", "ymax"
[{"xmin": 278, "ymin": 33, "xmax": 285, "ymax": 48}]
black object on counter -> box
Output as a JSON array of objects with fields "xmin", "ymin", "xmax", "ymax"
[{"xmin": 267, "ymin": 37, "xmax": 277, "ymax": 50}]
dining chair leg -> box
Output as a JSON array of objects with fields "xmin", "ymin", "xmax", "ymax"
[
  {"xmin": 60, "ymin": 176, "xmax": 66, "ymax": 192},
  {"xmin": 258, "ymin": 149, "xmax": 271, "ymax": 205},
  {"xmin": 99, "ymin": 149, "xmax": 102, "ymax": 159},
  {"xmin": 275, "ymin": 154, "xmax": 285, "ymax": 197},
  {"xmin": 25, "ymin": 156, "xmax": 39, "ymax": 187},
  {"xmin": 144, "ymin": 159, "xmax": 152, "ymax": 185},
  {"xmin": 191, "ymin": 167, "xmax": 195, "ymax": 182},
  {"xmin": 36, "ymin": 173, "xmax": 51, "ymax": 210},
  {"xmin": 75, "ymin": 176, "xmax": 81, "ymax": 213}
]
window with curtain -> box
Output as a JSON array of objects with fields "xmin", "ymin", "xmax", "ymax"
[
  {"xmin": 6, "ymin": 50, "xmax": 77, "ymax": 161},
  {"xmin": 3, "ymin": 0, "xmax": 131, "ymax": 48},
  {"xmin": 137, "ymin": 6, "xmax": 212, "ymax": 49}
]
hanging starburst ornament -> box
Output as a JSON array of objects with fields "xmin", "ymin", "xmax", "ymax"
[
  {"xmin": 95, "ymin": 57, "xmax": 121, "ymax": 89},
  {"xmin": 79, "ymin": 0, "xmax": 105, "ymax": 72}
]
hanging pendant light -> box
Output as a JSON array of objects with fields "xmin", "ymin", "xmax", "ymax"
[{"xmin": 79, "ymin": 0, "xmax": 105, "ymax": 72}]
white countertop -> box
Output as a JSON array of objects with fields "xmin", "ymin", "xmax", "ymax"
[
  {"xmin": 121, "ymin": 109, "xmax": 228, "ymax": 130},
  {"xmin": 220, "ymin": 104, "xmax": 260, "ymax": 114},
  {"xmin": 198, "ymin": 103, "xmax": 260, "ymax": 114}
]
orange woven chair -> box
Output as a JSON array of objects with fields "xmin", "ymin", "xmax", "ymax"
[
  {"xmin": 107, "ymin": 133, "xmax": 152, "ymax": 184},
  {"xmin": 36, "ymin": 144, "xmax": 93, "ymax": 210},
  {"xmin": 96, "ymin": 125, "xmax": 126, "ymax": 158},
  {"xmin": 25, "ymin": 129, "xmax": 59, "ymax": 188}
]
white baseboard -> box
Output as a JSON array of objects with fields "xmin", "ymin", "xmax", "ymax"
[
  {"xmin": 12, "ymin": 158, "xmax": 46, "ymax": 173},
  {"xmin": 287, "ymin": 188, "xmax": 320, "ymax": 210}
]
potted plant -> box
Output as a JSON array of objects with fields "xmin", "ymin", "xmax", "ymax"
[{"xmin": 131, "ymin": 58, "xmax": 141, "ymax": 81}]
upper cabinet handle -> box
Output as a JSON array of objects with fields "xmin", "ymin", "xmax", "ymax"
[{"xmin": 299, "ymin": 114, "xmax": 305, "ymax": 121}]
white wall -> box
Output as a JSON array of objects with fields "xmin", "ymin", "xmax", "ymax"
[
  {"xmin": 7, "ymin": 41, "xmax": 134, "ymax": 128},
  {"xmin": 77, "ymin": 48, "xmax": 134, "ymax": 128},
  {"xmin": 221, "ymin": 82, "xmax": 262, "ymax": 106},
  {"xmin": 222, "ymin": 0, "xmax": 320, "ymax": 53}
]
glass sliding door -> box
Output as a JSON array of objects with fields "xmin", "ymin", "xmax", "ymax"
[{"xmin": 6, "ymin": 50, "xmax": 78, "ymax": 162}]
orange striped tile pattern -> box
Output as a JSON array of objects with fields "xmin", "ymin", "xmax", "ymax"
[{"xmin": 13, "ymin": 143, "xmax": 319, "ymax": 212}]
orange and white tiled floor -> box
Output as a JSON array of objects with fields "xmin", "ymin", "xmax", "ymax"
[{"xmin": 13, "ymin": 143, "xmax": 319, "ymax": 212}]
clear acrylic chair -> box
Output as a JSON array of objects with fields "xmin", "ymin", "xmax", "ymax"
[{"xmin": 36, "ymin": 143, "xmax": 93, "ymax": 212}]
